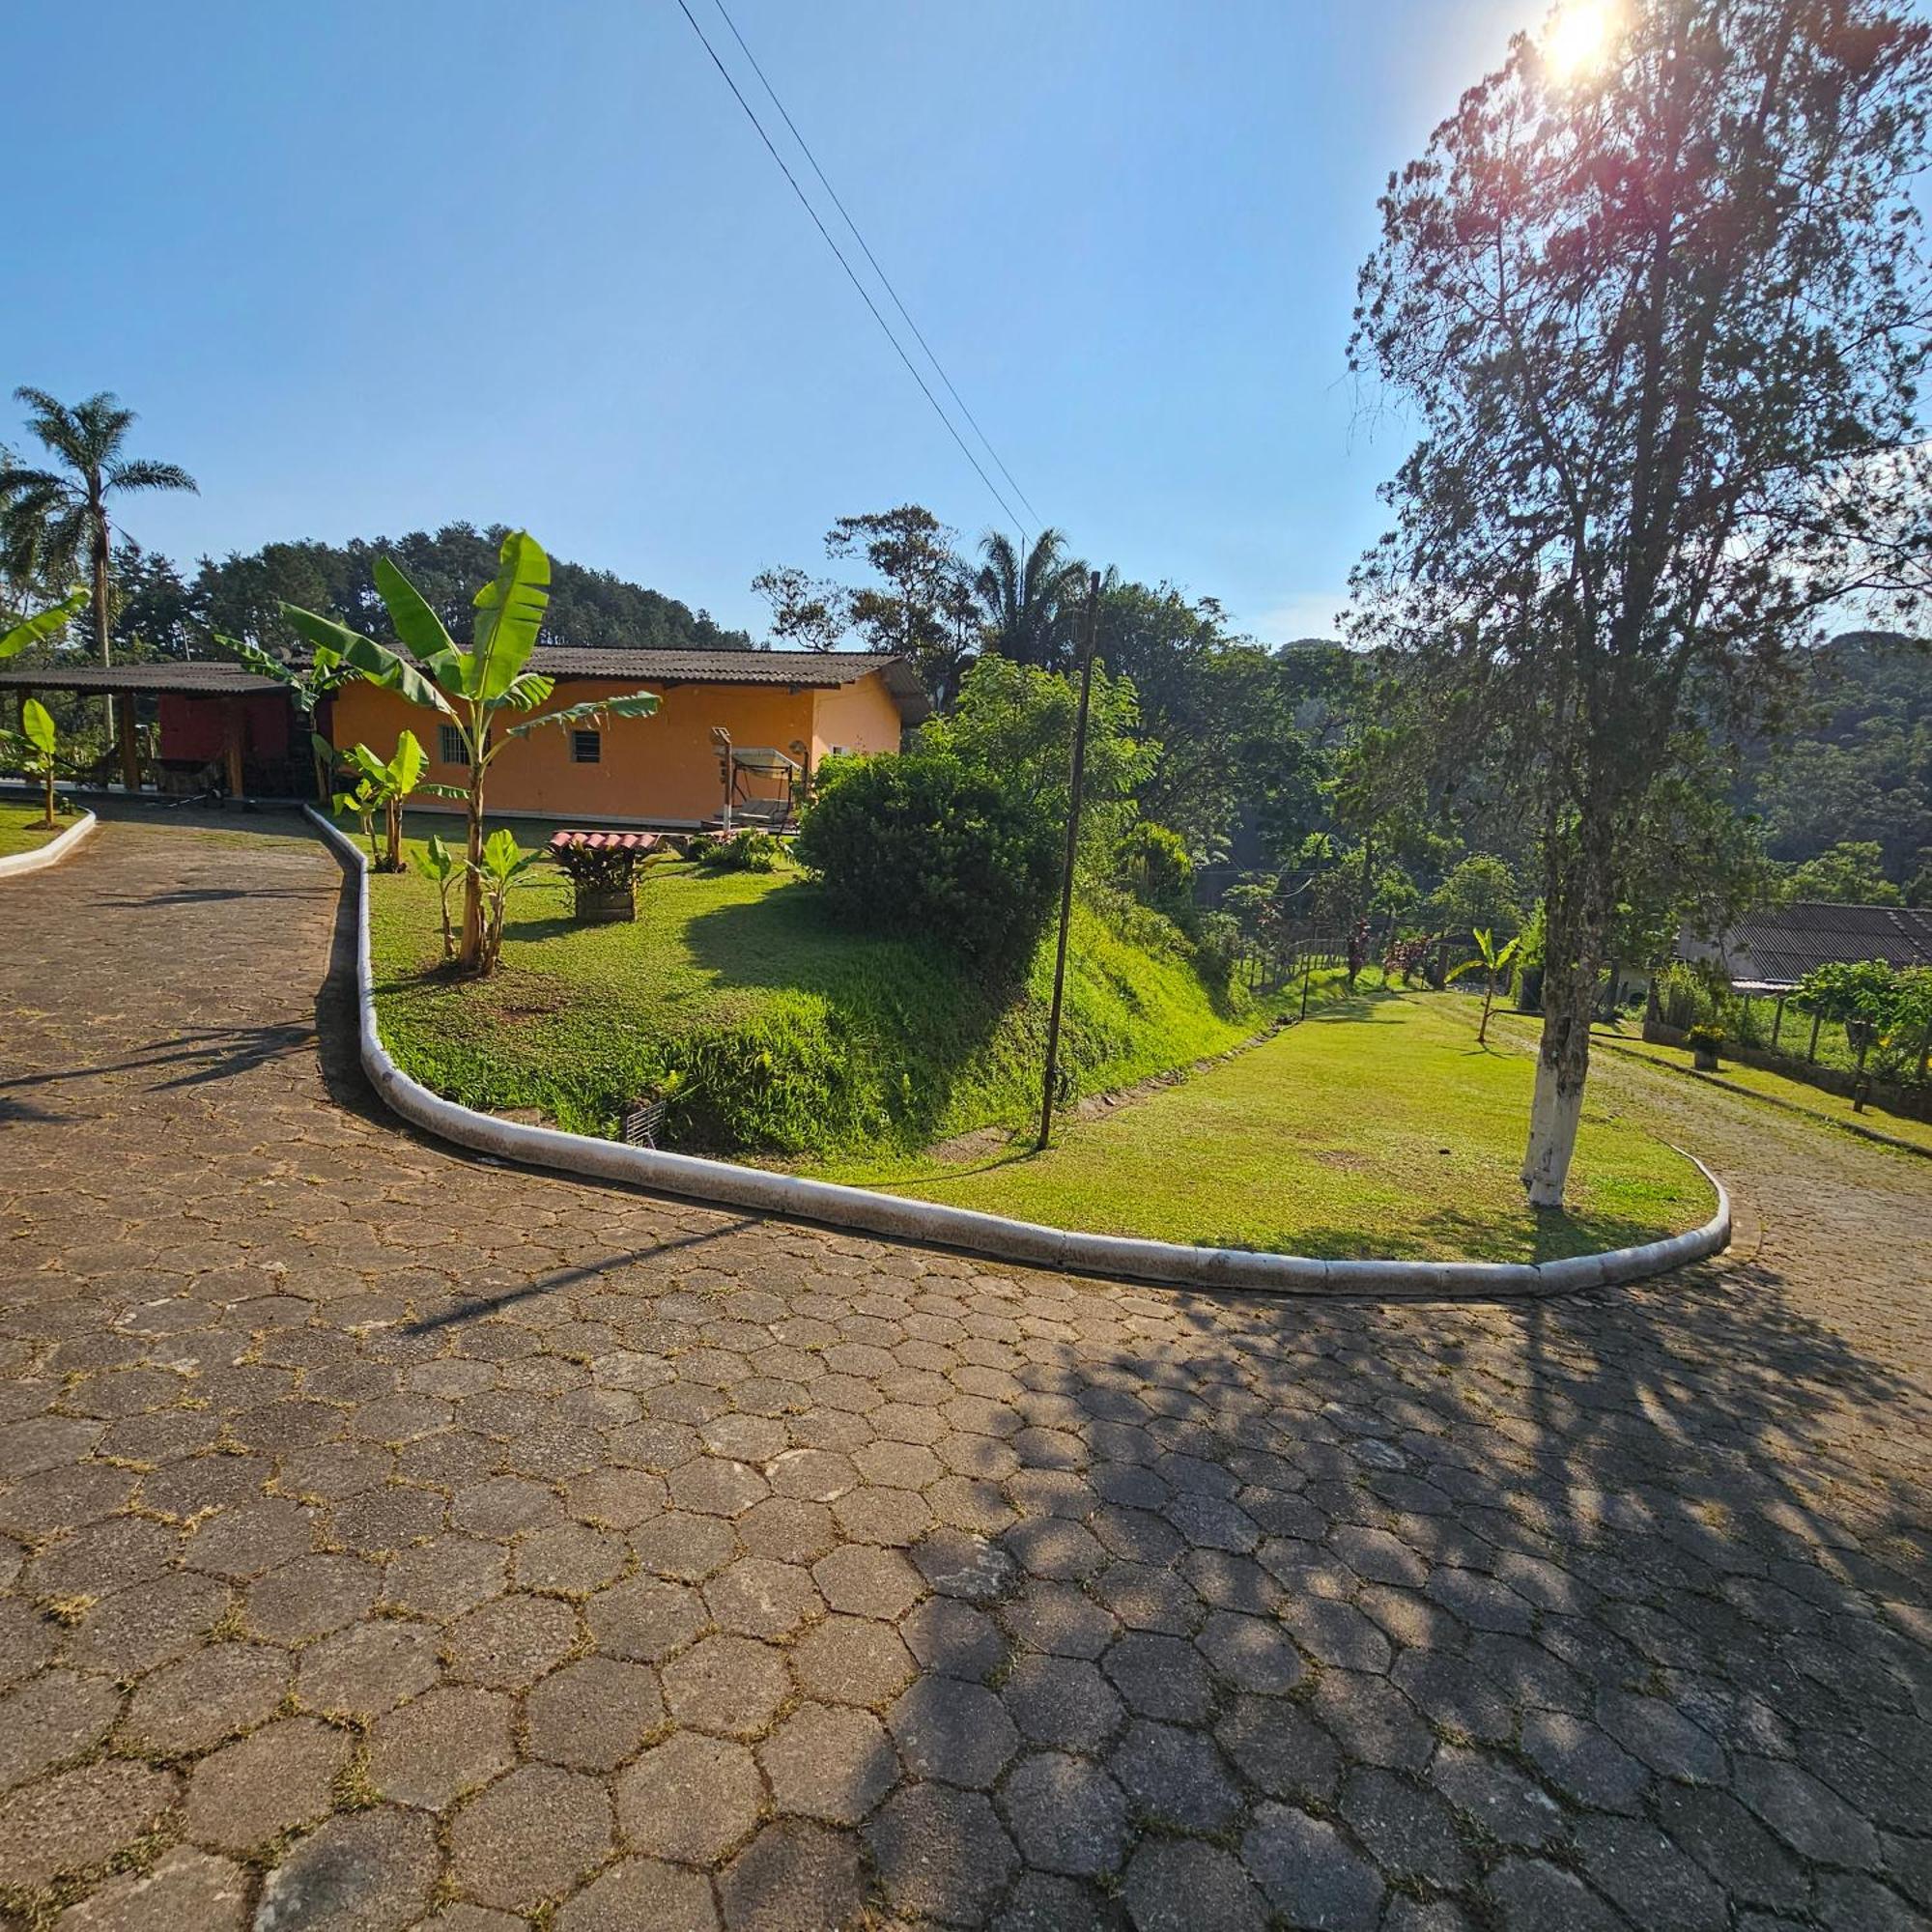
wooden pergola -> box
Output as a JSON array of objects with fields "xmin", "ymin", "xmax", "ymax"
[{"xmin": 0, "ymin": 661, "xmax": 292, "ymax": 798}]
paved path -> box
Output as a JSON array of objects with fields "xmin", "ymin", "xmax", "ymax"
[{"xmin": 0, "ymin": 813, "xmax": 1927, "ymax": 1932}]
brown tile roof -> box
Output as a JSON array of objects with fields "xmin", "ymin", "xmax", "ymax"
[
  {"xmin": 0, "ymin": 662, "xmax": 287, "ymax": 697},
  {"xmin": 526, "ymin": 648, "xmax": 930, "ymax": 722}
]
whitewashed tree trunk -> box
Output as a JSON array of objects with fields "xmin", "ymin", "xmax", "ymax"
[
  {"xmin": 1522, "ymin": 815, "xmax": 1613, "ymax": 1208},
  {"xmin": 1521, "ymin": 1047, "xmax": 1587, "ymax": 1206}
]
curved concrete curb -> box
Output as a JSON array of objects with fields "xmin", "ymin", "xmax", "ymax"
[
  {"xmin": 0, "ymin": 809, "xmax": 97, "ymax": 879},
  {"xmin": 308, "ymin": 809, "xmax": 1730, "ymax": 1299}
]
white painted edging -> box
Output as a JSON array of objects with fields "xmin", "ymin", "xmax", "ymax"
[
  {"xmin": 309, "ymin": 808, "xmax": 1730, "ymax": 1299},
  {"xmin": 0, "ymin": 809, "xmax": 97, "ymax": 878}
]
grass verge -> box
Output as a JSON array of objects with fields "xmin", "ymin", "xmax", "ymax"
[
  {"xmin": 823, "ymin": 992, "xmax": 1713, "ymax": 1264},
  {"xmin": 1588, "ymin": 1022, "xmax": 1932, "ymax": 1155},
  {"xmin": 364, "ymin": 815, "xmax": 1290, "ymax": 1159},
  {"xmin": 0, "ymin": 799, "xmax": 67, "ymax": 857}
]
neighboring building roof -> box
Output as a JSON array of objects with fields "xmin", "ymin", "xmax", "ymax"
[
  {"xmin": 525, "ymin": 648, "xmax": 931, "ymax": 723},
  {"xmin": 1688, "ymin": 900, "xmax": 1932, "ymax": 991},
  {"xmin": 0, "ymin": 662, "xmax": 288, "ymax": 697}
]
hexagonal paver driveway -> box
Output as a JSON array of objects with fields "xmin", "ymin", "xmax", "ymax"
[{"xmin": 0, "ymin": 811, "xmax": 1928, "ymax": 1930}]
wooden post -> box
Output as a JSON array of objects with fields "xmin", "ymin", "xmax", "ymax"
[
  {"xmin": 222, "ymin": 699, "xmax": 245, "ymax": 799},
  {"xmin": 1771, "ymin": 995, "xmax": 1785, "ymax": 1050},
  {"xmin": 1037, "ymin": 573, "xmax": 1102, "ymax": 1151},
  {"xmin": 117, "ymin": 700, "xmax": 140, "ymax": 792}
]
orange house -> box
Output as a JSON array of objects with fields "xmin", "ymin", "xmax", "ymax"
[{"xmin": 326, "ymin": 647, "xmax": 930, "ymax": 827}]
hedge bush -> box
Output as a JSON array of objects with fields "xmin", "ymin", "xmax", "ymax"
[{"xmin": 795, "ymin": 753, "xmax": 1060, "ymax": 976}]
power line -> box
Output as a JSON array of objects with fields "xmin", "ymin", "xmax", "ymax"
[
  {"xmin": 707, "ymin": 0, "xmax": 1044, "ymax": 534},
  {"xmin": 673, "ymin": 0, "xmax": 1027, "ymax": 538}
]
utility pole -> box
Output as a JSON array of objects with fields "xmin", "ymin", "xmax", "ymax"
[{"xmin": 1038, "ymin": 571, "xmax": 1102, "ymax": 1151}]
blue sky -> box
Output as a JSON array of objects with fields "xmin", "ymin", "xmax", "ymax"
[{"xmin": 9, "ymin": 0, "xmax": 1545, "ymax": 644}]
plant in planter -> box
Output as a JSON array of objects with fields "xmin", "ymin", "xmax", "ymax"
[
  {"xmin": 1685, "ymin": 1022, "xmax": 1724, "ymax": 1071},
  {"xmin": 547, "ymin": 830, "xmax": 661, "ymax": 923}
]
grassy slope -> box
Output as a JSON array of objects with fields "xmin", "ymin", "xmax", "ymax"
[
  {"xmin": 0, "ymin": 800, "xmax": 64, "ymax": 857},
  {"xmin": 1585, "ymin": 1021, "xmax": 1932, "ymax": 1154},
  {"xmin": 834, "ymin": 992, "xmax": 1712, "ymax": 1264},
  {"xmin": 367, "ymin": 817, "xmax": 1283, "ymax": 1156}
]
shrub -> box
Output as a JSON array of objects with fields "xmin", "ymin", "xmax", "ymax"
[
  {"xmin": 1189, "ymin": 909, "xmax": 1244, "ymax": 984},
  {"xmin": 1119, "ymin": 821, "xmax": 1193, "ymax": 914},
  {"xmin": 1685, "ymin": 1022, "xmax": 1724, "ymax": 1051},
  {"xmin": 919, "ymin": 654, "xmax": 1154, "ymax": 864},
  {"xmin": 696, "ymin": 828, "xmax": 787, "ymax": 873},
  {"xmin": 794, "ymin": 752, "xmax": 1060, "ymax": 975}
]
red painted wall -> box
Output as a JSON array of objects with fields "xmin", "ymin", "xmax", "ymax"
[{"xmin": 157, "ymin": 693, "xmax": 293, "ymax": 761}]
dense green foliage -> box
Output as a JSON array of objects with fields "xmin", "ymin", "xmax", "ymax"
[
  {"xmin": 695, "ymin": 827, "xmax": 787, "ymax": 873},
  {"xmin": 1742, "ymin": 633, "xmax": 1932, "ymax": 893},
  {"xmin": 199, "ymin": 523, "xmax": 752, "ymax": 659},
  {"xmin": 795, "ymin": 753, "xmax": 1061, "ymax": 975},
  {"xmin": 1783, "ymin": 841, "xmax": 1903, "ymax": 905},
  {"xmin": 368, "ymin": 820, "xmax": 1279, "ymax": 1158},
  {"xmin": 2, "ymin": 519, "xmax": 750, "ymax": 665}
]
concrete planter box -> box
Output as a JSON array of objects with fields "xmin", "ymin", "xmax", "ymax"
[{"xmin": 572, "ymin": 881, "xmax": 636, "ymax": 924}]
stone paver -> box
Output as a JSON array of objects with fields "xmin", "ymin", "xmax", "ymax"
[{"xmin": 0, "ymin": 812, "xmax": 1928, "ymax": 1927}]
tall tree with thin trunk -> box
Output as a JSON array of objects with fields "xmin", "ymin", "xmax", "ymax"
[
  {"xmin": 974, "ymin": 527, "xmax": 1088, "ymax": 670},
  {"xmin": 2, "ymin": 392, "xmax": 198, "ymax": 714},
  {"xmin": 1350, "ymin": 0, "xmax": 1932, "ymax": 1205}
]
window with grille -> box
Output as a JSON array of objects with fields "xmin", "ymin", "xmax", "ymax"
[
  {"xmin": 437, "ymin": 724, "xmax": 464, "ymax": 766},
  {"xmin": 571, "ymin": 729, "xmax": 602, "ymax": 765}
]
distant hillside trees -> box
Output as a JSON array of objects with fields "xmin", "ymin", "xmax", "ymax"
[
  {"xmin": 1741, "ymin": 631, "xmax": 1932, "ymax": 891},
  {"xmin": 192, "ymin": 523, "xmax": 751, "ymax": 659}
]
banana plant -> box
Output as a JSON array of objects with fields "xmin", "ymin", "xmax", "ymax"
[
  {"xmin": 2, "ymin": 699, "xmax": 63, "ymax": 827},
  {"xmin": 1446, "ymin": 925, "xmax": 1521, "ymax": 1046},
  {"xmin": 473, "ymin": 827, "xmax": 545, "ymax": 974},
  {"xmin": 421, "ymin": 833, "xmax": 463, "ymax": 962},
  {"xmin": 329, "ymin": 730, "xmax": 458, "ymax": 872},
  {"xmin": 0, "ymin": 586, "xmax": 90, "ymax": 663},
  {"xmin": 279, "ymin": 531, "xmax": 660, "ymax": 971}
]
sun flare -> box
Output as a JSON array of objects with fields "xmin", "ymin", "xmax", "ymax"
[{"xmin": 1540, "ymin": 0, "xmax": 1618, "ymax": 82}]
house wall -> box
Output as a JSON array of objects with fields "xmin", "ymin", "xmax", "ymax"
[
  {"xmin": 327, "ymin": 675, "xmax": 833, "ymax": 825},
  {"xmin": 157, "ymin": 693, "xmax": 293, "ymax": 763},
  {"xmin": 810, "ymin": 674, "xmax": 905, "ymax": 764}
]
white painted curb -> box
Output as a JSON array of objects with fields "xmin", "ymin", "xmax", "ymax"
[
  {"xmin": 0, "ymin": 809, "xmax": 97, "ymax": 878},
  {"xmin": 307, "ymin": 809, "xmax": 1730, "ymax": 1299}
]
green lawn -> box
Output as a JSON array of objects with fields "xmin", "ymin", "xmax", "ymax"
[
  {"xmin": 821, "ymin": 992, "xmax": 1713, "ymax": 1264},
  {"xmin": 0, "ymin": 799, "xmax": 68, "ymax": 857},
  {"xmin": 364, "ymin": 815, "xmax": 1293, "ymax": 1158},
  {"xmin": 1587, "ymin": 1022, "xmax": 1932, "ymax": 1154}
]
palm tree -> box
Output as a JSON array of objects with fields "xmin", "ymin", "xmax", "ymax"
[
  {"xmin": 973, "ymin": 527, "xmax": 1088, "ymax": 670},
  {"xmin": 3, "ymin": 390, "xmax": 198, "ymax": 692}
]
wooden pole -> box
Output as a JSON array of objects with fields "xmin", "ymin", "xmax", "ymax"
[
  {"xmin": 1038, "ymin": 572, "xmax": 1102, "ymax": 1151},
  {"xmin": 222, "ymin": 699, "xmax": 245, "ymax": 799},
  {"xmin": 117, "ymin": 699, "xmax": 140, "ymax": 792}
]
